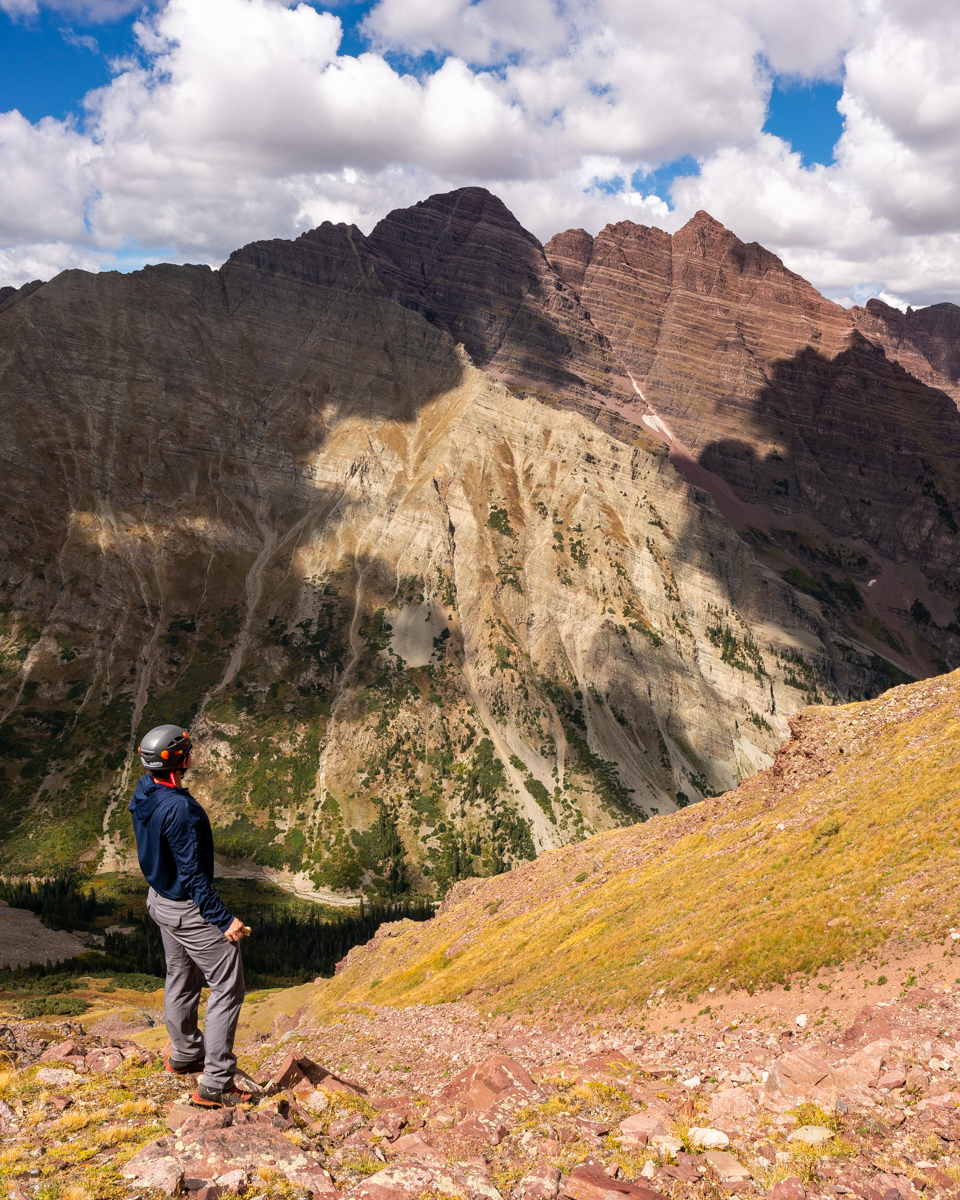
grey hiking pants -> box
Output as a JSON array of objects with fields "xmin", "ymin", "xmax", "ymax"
[{"xmin": 146, "ymin": 888, "xmax": 245, "ymax": 1089}]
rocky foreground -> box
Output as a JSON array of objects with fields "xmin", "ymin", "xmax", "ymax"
[{"xmin": 4, "ymin": 972, "xmax": 960, "ymax": 1200}]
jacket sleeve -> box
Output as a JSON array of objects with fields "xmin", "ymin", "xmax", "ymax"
[{"xmin": 161, "ymin": 799, "xmax": 234, "ymax": 931}]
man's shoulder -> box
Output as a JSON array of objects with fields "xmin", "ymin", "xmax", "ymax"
[{"xmin": 159, "ymin": 789, "xmax": 200, "ymax": 822}]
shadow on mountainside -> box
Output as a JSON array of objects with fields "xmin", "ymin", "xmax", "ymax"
[
  {"xmin": 697, "ymin": 336, "xmax": 960, "ymax": 567},
  {"xmin": 694, "ymin": 336, "xmax": 960, "ymax": 679}
]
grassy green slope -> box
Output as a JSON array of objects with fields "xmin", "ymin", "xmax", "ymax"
[{"xmin": 314, "ymin": 668, "xmax": 960, "ymax": 1015}]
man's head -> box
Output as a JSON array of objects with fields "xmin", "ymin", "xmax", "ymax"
[{"xmin": 139, "ymin": 724, "xmax": 193, "ymax": 775}]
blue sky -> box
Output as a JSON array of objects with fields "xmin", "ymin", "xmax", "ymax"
[{"xmin": 0, "ymin": 9, "xmax": 136, "ymax": 123}]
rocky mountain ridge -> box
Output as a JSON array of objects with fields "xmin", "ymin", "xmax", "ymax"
[{"xmin": 0, "ymin": 188, "xmax": 956, "ymax": 890}]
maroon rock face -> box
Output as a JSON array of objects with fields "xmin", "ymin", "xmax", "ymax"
[
  {"xmin": 367, "ymin": 187, "xmax": 633, "ymax": 410},
  {"xmin": 546, "ymin": 212, "xmax": 960, "ymax": 589},
  {"xmin": 852, "ymin": 298, "xmax": 960, "ymax": 402}
]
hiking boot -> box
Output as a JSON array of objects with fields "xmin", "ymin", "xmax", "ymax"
[
  {"xmin": 192, "ymin": 1082, "xmax": 253, "ymax": 1108},
  {"xmin": 166, "ymin": 1055, "xmax": 205, "ymax": 1076}
]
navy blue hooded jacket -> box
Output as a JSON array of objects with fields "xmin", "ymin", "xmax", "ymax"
[{"xmin": 128, "ymin": 775, "xmax": 234, "ymax": 931}]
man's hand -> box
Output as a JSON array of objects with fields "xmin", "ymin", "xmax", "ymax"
[{"xmin": 225, "ymin": 917, "xmax": 245, "ymax": 943}]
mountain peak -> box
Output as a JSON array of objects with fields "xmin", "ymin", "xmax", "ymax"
[{"xmin": 682, "ymin": 208, "xmax": 730, "ymax": 234}]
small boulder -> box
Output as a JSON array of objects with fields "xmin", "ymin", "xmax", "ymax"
[
  {"xmin": 688, "ymin": 1127, "xmax": 729, "ymax": 1150},
  {"xmin": 440, "ymin": 1054, "xmax": 539, "ymax": 1114},
  {"xmin": 328, "ymin": 1112, "xmax": 366, "ymax": 1139},
  {"xmin": 450, "ymin": 1114, "xmax": 509, "ymax": 1145},
  {"xmin": 386, "ymin": 1132, "xmax": 443, "ymax": 1163},
  {"xmin": 85, "ymin": 1048, "xmax": 123, "ymax": 1073},
  {"xmin": 787, "ymin": 1125, "xmax": 834, "ymax": 1146},
  {"xmin": 709, "ymin": 1087, "xmax": 760, "ymax": 1120},
  {"xmin": 767, "ymin": 1048, "xmax": 831, "ymax": 1092},
  {"xmin": 878, "ymin": 1070, "xmax": 907, "ymax": 1090},
  {"xmin": 39, "ymin": 1039, "xmax": 80, "ymax": 1063},
  {"xmin": 560, "ymin": 1163, "xmax": 665, "ymax": 1200},
  {"xmin": 575, "ymin": 1118, "xmax": 610, "ymax": 1139},
  {"xmin": 135, "ymin": 1155, "xmax": 184, "ymax": 1196},
  {"xmin": 619, "ymin": 1110, "xmax": 669, "ymax": 1144},
  {"xmin": 352, "ymin": 1163, "xmax": 436, "ymax": 1200},
  {"xmin": 369, "ymin": 1110, "xmax": 406, "ymax": 1140},
  {"xmin": 268, "ymin": 1050, "xmax": 366, "ymax": 1097}
]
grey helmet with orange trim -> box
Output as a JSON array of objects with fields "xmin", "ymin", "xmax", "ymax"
[{"xmin": 138, "ymin": 724, "xmax": 192, "ymax": 772}]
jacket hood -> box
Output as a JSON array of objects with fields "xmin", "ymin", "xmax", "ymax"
[{"xmin": 128, "ymin": 774, "xmax": 185, "ymax": 822}]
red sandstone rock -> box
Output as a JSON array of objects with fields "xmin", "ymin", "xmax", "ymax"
[
  {"xmin": 268, "ymin": 1051, "xmax": 366, "ymax": 1097},
  {"xmin": 709, "ymin": 1088, "xmax": 760, "ymax": 1120},
  {"xmin": 439, "ymin": 1054, "xmax": 539, "ymax": 1114},
  {"xmin": 39, "ymin": 1039, "xmax": 80, "ymax": 1063},
  {"xmin": 369, "ymin": 1110, "xmax": 405, "ymax": 1140},
  {"xmin": 349, "ymin": 1163, "xmax": 436, "ymax": 1200},
  {"xmin": 385, "ymin": 1132, "xmax": 444, "ymax": 1163},
  {"xmin": 84, "ymin": 1048, "xmax": 123, "ymax": 1073}
]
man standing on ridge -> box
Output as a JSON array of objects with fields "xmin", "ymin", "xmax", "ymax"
[{"xmin": 129, "ymin": 724, "xmax": 253, "ymax": 1108}]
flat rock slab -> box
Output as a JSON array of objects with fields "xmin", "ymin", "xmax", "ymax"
[
  {"xmin": 122, "ymin": 1124, "xmax": 334, "ymax": 1194},
  {"xmin": 619, "ymin": 1110, "xmax": 669, "ymax": 1141},
  {"xmin": 703, "ymin": 1152, "xmax": 751, "ymax": 1183}
]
